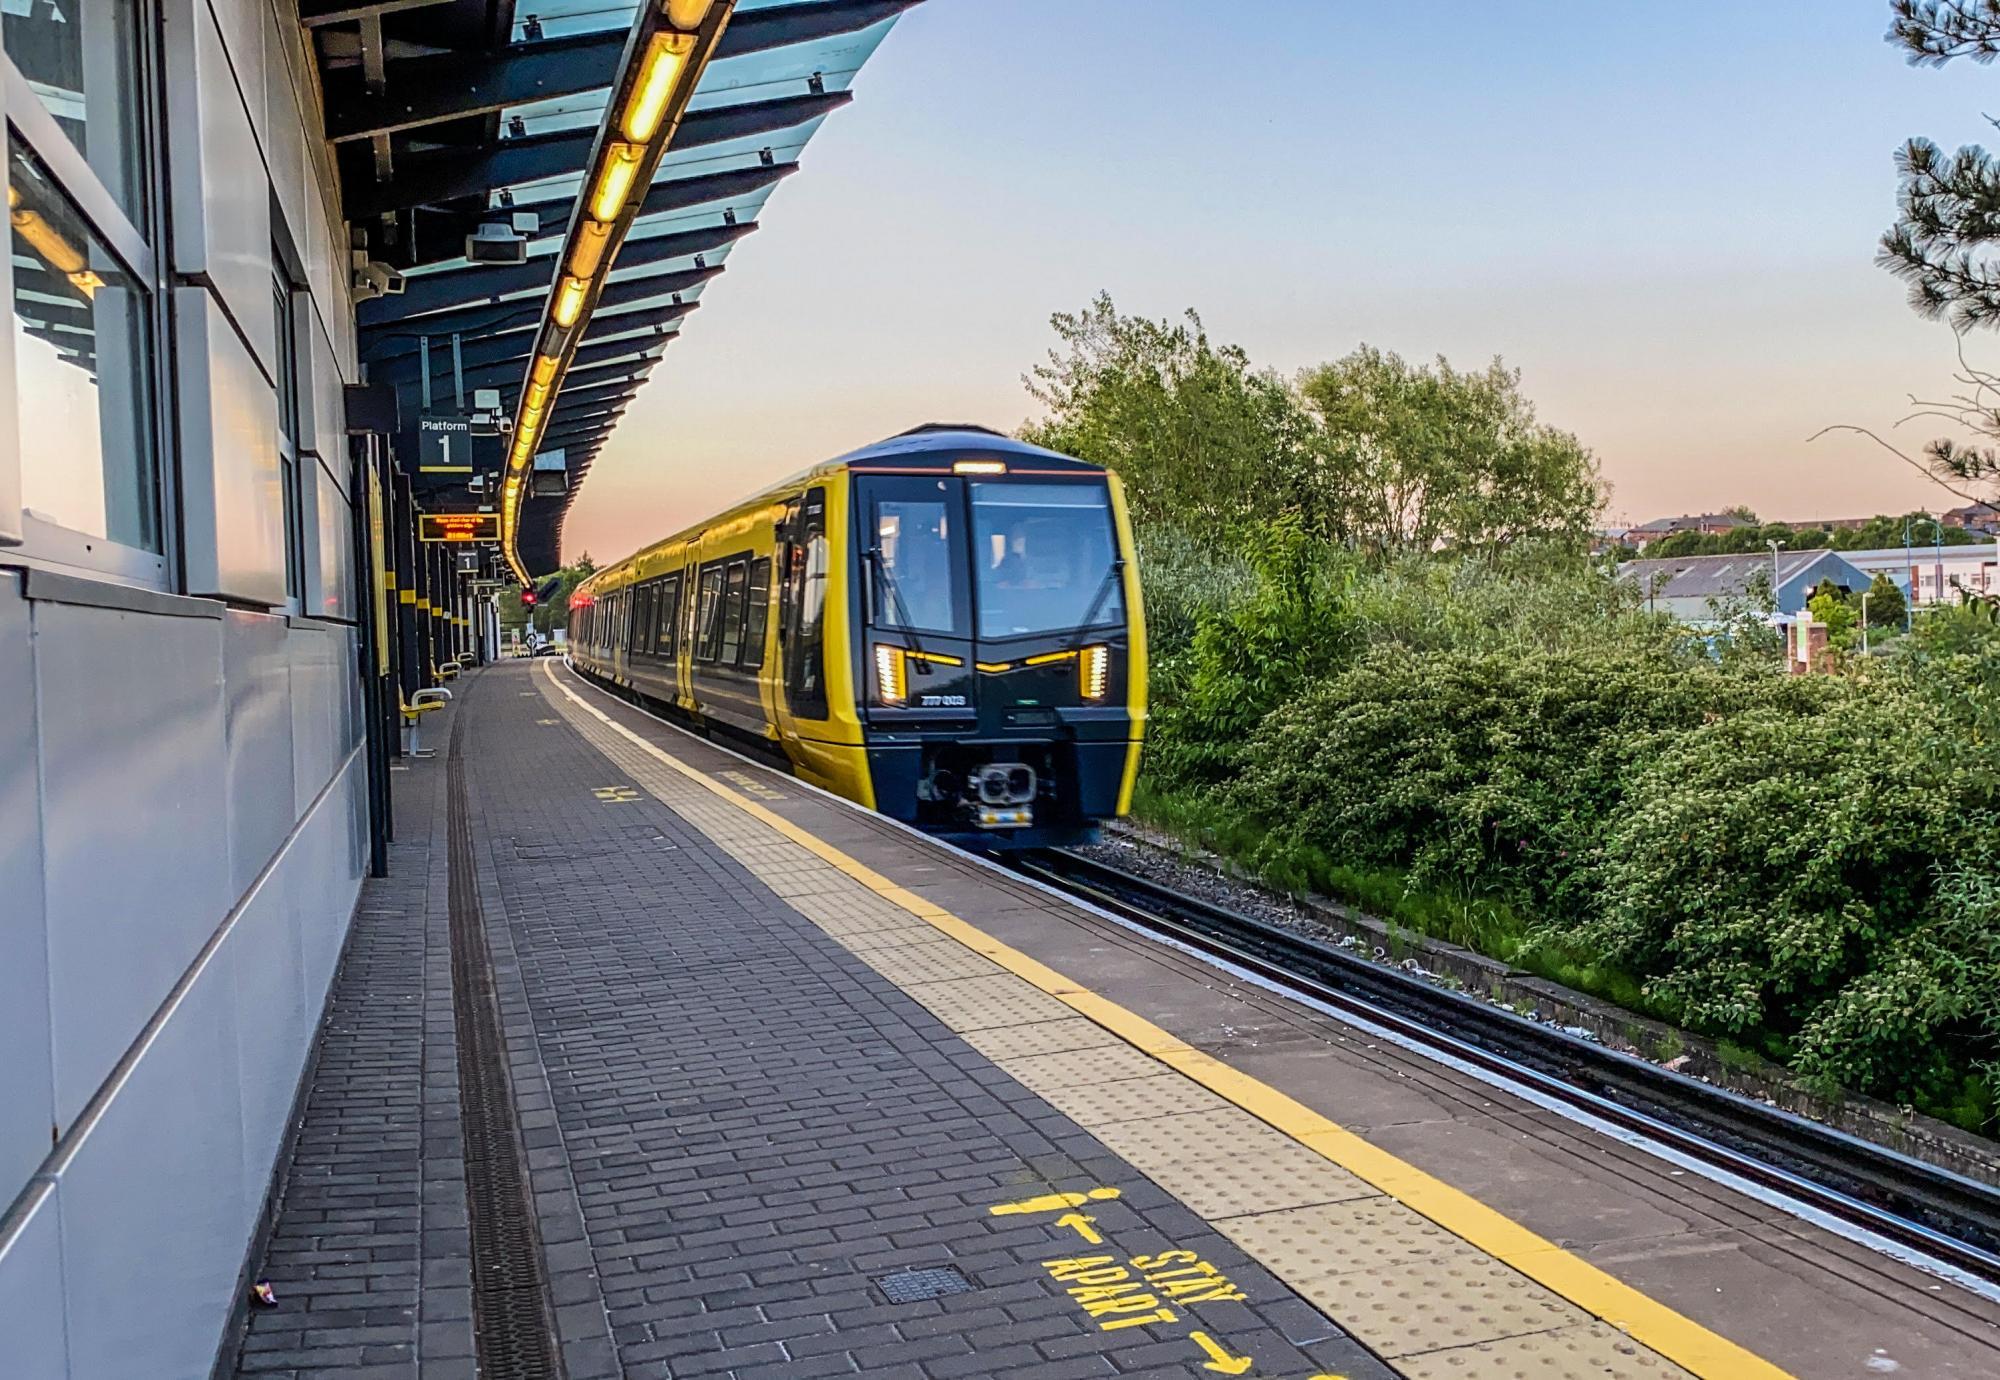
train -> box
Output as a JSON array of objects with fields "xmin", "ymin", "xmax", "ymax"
[{"xmin": 566, "ymin": 425, "xmax": 1148, "ymax": 848}]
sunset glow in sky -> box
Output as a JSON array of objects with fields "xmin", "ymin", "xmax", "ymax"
[{"xmin": 563, "ymin": 0, "xmax": 2000, "ymax": 562}]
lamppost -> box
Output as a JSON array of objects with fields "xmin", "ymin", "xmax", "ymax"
[
  {"xmin": 1861, "ymin": 590, "xmax": 1870, "ymax": 658},
  {"xmin": 1768, "ymin": 539, "xmax": 1787, "ymax": 668},
  {"xmin": 1904, "ymin": 514, "xmax": 1945, "ymax": 625}
]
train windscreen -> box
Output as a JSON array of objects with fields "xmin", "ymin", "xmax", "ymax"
[{"xmin": 970, "ymin": 482, "xmax": 1123, "ymax": 639}]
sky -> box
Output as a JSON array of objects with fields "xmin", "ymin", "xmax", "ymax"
[{"xmin": 563, "ymin": 0, "xmax": 2000, "ymax": 561}]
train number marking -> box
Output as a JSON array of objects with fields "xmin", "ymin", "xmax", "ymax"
[{"xmin": 918, "ymin": 694, "xmax": 967, "ymax": 707}]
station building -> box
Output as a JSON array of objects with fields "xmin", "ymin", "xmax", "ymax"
[{"xmin": 0, "ymin": 0, "xmax": 913, "ymax": 1373}]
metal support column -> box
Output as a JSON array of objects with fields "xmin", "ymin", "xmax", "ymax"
[{"xmin": 394, "ymin": 472, "xmax": 423, "ymax": 698}]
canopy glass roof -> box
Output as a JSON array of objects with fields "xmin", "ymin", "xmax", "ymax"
[{"xmin": 311, "ymin": 0, "xmax": 918, "ymax": 571}]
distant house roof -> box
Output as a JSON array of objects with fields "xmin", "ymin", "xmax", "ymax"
[
  {"xmin": 1945, "ymin": 501, "xmax": 2000, "ymax": 532},
  {"xmin": 1617, "ymin": 549, "xmax": 1861, "ymax": 601},
  {"xmin": 1628, "ymin": 512, "xmax": 1754, "ymax": 535}
]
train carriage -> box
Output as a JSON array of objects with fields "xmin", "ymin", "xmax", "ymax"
[{"xmin": 568, "ymin": 425, "xmax": 1147, "ymax": 847}]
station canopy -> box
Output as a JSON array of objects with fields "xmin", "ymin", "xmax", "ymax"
[{"xmin": 315, "ymin": 0, "xmax": 919, "ymax": 573}]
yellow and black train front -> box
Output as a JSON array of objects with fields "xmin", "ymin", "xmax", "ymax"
[
  {"xmin": 847, "ymin": 435, "xmax": 1146, "ymax": 847},
  {"xmin": 567, "ymin": 426, "xmax": 1147, "ymax": 850}
]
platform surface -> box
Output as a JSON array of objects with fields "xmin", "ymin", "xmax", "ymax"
[{"xmin": 233, "ymin": 660, "xmax": 2000, "ymax": 1380}]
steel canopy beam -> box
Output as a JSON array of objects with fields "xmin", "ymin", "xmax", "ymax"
[
  {"xmin": 369, "ymin": 303, "xmax": 689, "ymax": 383},
  {"xmin": 361, "ymin": 265, "xmax": 720, "ymax": 360},
  {"xmin": 325, "ymin": 2, "xmax": 919, "ymax": 143},
  {"xmin": 356, "ymin": 211, "xmax": 760, "ymax": 324},
  {"xmin": 299, "ymin": 0, "xmax": 449, "ymax": 28},
  {"xmin": 346, "ymin": 90, "xmax": 847, "ymax": 219}
]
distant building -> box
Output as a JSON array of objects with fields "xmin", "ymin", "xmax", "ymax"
[
  {"xmin": 1618, "ymin": 549, "xmax": 1868, "ymax": 622},
  {"xmin": 1625, "ymin": 513, "xmax": 1754, "ymax": 549},
  {"xmin": 1944, "ymin": 501, "xmax": 2000, "ymax": 536},
  {"xmin": 1776, "ymin": 515, "xmax": 1878, "ymax": 532},
  {"xmin": 1836, "ymin": 545, "xmax": 1999, "ymax": 606}
]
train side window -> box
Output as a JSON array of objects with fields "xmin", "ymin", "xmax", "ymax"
[
  {"xmin": 783, "ymin": 488, "xmax": 828, "ymax": 718},
  {"xmin": 742, "ymin": 558, "xmax": 771, "ymax": 669},
  {"xmin": 695, "ymin": 564, "xmax": 725, "ymax": 663},
  {"xmin": 634, "ymin": 583, "xmax": 655, "ymax": 657},
  {"xmin": 718, "ymin": 559, "xmax": 748, "ymax": 666},
  {"xmin": 657, "ymin": 573, "xmax": 681, "ymax": 657}
]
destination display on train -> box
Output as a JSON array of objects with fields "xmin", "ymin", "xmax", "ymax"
[{"xmin": 418, "ymin": 512, "xmax": 499, "ymax": 543}]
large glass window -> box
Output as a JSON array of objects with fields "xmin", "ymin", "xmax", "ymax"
[
  {"xmin": 10, "ymin": 137, "xmax": 156, "ymax": 552},
  {"xmin": 970, "ymin": 482, "xmax": 1123, "ymax": 639},
  {"xmin": 873, "ymin": 496, "xmax": 961, "ymax": 634},
  {"xmin": 2, "ymin": 0, "xmax": 149, "ymax": 220}
]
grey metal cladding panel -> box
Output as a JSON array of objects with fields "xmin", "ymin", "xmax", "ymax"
[
  {"xmin": 189, "ymin": 4, "xmax": 275, "ymax": 370},
  {"xmin": 228, "ymin": 857, "xmax": 306, "ymax": 1230},
  {"xmin": 35, "ymin": 599, "xmax": 228, "ymax": 1128},
  {"xmin": 222, "ymin": 609, "xmax": 297, "ymax": 899},
  {"xmin": 0, "ymin": 1184, "xmax": 70, "ymax": 1380},
  {"xmin": 0, "ymin": 582, "xmax": 54, "ymax": 1207},
  {"xmin": 56, "ymin": 932, "xmax": 247, "ymax": 1380},
  {"xmin": 288, "ymin": 625, "xmax": 339, "ymax": 814},
  {"xmin": 177, "ymin": 288, "xmax": 286, "ymax": 606},
  {"xmin": 301, "ymin": 314, "xmax": 346, "ymax": 461},
  {"xmin": 303, "ymin": 755, "xmax": 365, "ymax": 1012},
  {"xmin": 260, "ymin": 0, "xmax": 309, "ymax": 239}
]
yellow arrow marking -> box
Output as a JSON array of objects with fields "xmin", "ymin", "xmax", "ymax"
[
  {"xmin": 1190, "ymin": 1331, "xmax": 1252, "ymax": 1375},
  {"xmin": 988, "ymin": 1187, "xmax": 1120, "ymax": 1216},
  {"xmin": 1054, "ymin": 1212, "xmax": 1102, "ymax": 1244}
]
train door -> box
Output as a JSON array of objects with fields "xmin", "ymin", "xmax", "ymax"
[{"xmin": 777, "ymin": 488, "xmax": 829, "ymax": 724}]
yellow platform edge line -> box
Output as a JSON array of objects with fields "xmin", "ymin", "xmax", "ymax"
[{"xmin": 543, "ymin": 662, "xmax": 1795, "ymax": 1380}]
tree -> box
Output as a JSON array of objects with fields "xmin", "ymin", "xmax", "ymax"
[
  {"xmin": 1809, "ymin": 580, "xmax": 1861, "ymax": 649},
  {"xmin": 1866, "ymin": 570, "xmax": 1910, "ymax": 627},
  {"xmin": 1295, "ymin": 347, "xmax": 1605, "ymax": 556},
  {"xmin": 1023, "ymin": 294, "xmax": 1312, "ymax": 538},
  {"xmin": 1024, "ymin": 295, "xmax": 1605, "ymax": 557},
  {"xmin": 1877, "ymin": 3, "xmax": 2000, "ymax": 511}
]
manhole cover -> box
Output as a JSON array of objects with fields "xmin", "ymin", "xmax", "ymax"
[{"xmin": 874, "ymin": 1266, "xmax": 975, "ymax": 1304}]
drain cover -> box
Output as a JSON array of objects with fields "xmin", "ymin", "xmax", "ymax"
[{"xmin": 874, "ymin": 1265, "xmax": 975, "ymax": 1304}]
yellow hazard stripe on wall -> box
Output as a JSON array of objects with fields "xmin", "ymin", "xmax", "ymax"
[{"xmin": 544, "ymin": 659, "xmax": 1798, "ymax": 1380}]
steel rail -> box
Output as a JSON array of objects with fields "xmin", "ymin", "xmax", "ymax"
[{"xmin": 1018, "ymin": 847, "xmax": 2000, "ymax": 1286}]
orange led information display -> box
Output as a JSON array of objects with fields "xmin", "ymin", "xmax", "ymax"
[{"xmin": 418, "ymin": 513, "xmax": 500, "ymax": 543}]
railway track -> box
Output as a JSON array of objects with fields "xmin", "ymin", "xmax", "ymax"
[{"xmin": 1014, "ymin": 846, "xmax": 2000, "ymax": 1288}]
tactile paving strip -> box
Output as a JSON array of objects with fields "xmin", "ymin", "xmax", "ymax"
[
  {"xmin": 1220, "ymin": 1199, "xmax": 1490, "ymax": 1281},
  {"xmin": 1037, "ymin": 1071, "xmax": 1235, "ymax": 1127},
  {"xmin": 855, "ymin": 937, "xmax": 1004, "ymax": 985},
  {"xmin": 1328, "ymin": 1255, "xmax": 1591, "ymax": 1358},
  {"xmin": 989, "ymin": 1042, "xmax": 1170, "ymax": 1095},
  {"xmin": 961, "ymin": 1017, "xmax": 1126, "ymax": 1061},
  {"xmin": 1143, "ymin": 1147, "xmax": 1377, "ymax": 1219},
  {"xmin": 1397, "ymin": 1321, "xmax": 1698, "ymax": 1379},
  {"xmin": 538, "ymin": 668, "xmax": 1723, "ymax": 1380},
  {"xmin": 900, "ymin": 972, "xmax": 1078, "ymax": 1030}
]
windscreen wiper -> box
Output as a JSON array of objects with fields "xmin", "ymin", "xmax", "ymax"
[
  {"xmin": 866, "ymin": 546, "xmax": 934, "ymax": 672},
  {"xmin": 1066, "ymin": 559, "xmax": 1125, "ymax": 651}
]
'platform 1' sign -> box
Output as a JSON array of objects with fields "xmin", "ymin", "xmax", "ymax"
[{"xmin": 418, "ymin": 413, "xmax": 474, "ymax": 473}]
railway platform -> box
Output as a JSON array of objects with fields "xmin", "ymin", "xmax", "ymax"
[{"xmin": 231, "ymin": 659, "xmax": 2000, "ymax": 1380}]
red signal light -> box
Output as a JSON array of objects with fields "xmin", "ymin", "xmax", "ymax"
[{"xmin": 521, "ymin": 589, "xmax": 537, "ymax": 607}]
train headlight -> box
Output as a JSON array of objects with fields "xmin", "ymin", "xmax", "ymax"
[
  {"xmin": 874, "ymin": 643, "xmax": 908, "ymax": 706},
  {"xmin": 1079, "ymin": 644, "xmax": 1111, "ymax": 702}
]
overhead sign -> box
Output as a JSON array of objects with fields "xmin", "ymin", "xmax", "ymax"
[
  {"xmin": 418, "ymin": 413, "xmax": 475, "ymax": 474},
  {"xmin": 419, "ymin": 512, "xmax": 499, "ymax": 543}
]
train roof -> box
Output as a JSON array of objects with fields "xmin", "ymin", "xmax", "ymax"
[
  {"xmin": 574, "ymin": 426, "xmax": 1105, "ymax": 597},
  {"xmin": 827, "ymin": 425, "xmax": 1100, "ymax": 472}
]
